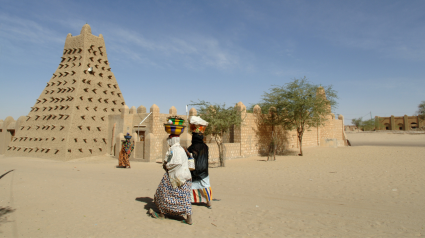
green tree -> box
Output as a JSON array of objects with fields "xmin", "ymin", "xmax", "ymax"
[
  {"xmin": 360, "ymin": 118, "xmax": 375, "ymax": 131},
  {"xmin": 258, "ymin": 77, "xmax": 338, "ymax": 156},
  {"xmin": 191, "ymin": 100, "xmax": 244, "ymax": 167},
  {"xmin": 351, "ymin": 117, "xmax": 362, "ymax": 128},
  {"xmin": 417, "ymin": 101, "xmax": 425, "ymax": 121}
]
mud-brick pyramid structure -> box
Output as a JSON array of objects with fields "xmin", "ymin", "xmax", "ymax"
[{"xmin": 5, "ymin": 24, "xmax": 125, "ymax": 160}]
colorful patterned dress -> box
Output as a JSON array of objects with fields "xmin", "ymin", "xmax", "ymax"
[
  {"xmin": 118, "ymin": 139, "xmax": 134, "ymax": 167},
  {"xmin": 154, "ymin": 173, "xmax": 192, "ymax": 216},
  {"xmin": 154, "ymin": 137, "xmax": 192, "ymax": 216}
]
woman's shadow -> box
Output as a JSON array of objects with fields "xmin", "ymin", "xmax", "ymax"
[
  {"xmin": 135, "ymin": 197, "xmax": 185, "ymax": 221},
  {"xmin": 135, "ymin": 197, "xmax": 157, "ymax": 215}
]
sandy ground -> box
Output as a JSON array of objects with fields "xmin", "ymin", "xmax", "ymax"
[{"xmin": 0, "ymin": 132, "xmax": 424, "ymax": 238}]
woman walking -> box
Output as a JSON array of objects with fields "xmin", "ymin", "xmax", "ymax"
[
  {"xmin": 150, "ymin": 121, "xmax": 193, "ymax": 225},
  {"xmin": 187, "ymin": 116, "xmax": 212, "ymax": 208}
]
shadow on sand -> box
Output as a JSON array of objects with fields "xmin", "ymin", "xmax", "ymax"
[
  {"xmin": 135, "ymin": 197, "xmax": 186, "ymax": 222},
  {"xmin": 0, "ymin": 170, "xmax": 14, "ymax": 180},
  {"xmin": 0, "ymin": 207, "xmax": 15, "ymax": 225}
]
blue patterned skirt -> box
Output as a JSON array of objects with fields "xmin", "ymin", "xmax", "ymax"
[{"xmin": 154, "ymin": 173, "xmax": 192, "ymax": 216}]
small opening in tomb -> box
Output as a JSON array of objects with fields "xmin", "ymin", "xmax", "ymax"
[
  {"xmin": 68, "ymin": 149, "xmax": 71, "ymax": 153},
  {"xmin": 29, "ymin": 148, "xmax": 33, "ymax": 152},
  {"xmin": 45, "ymin": 149, "xmax": 50, "ymax": 153},
  {"xmin": 74, "ymin": 138, "xmax": 78, "ymax": 142},
  {"xmin": 87, "ymin": 126, "xmax": 90, "ymax": 131},
  {"xmin": 20, "ymin": 126, "xmax": 24, "ymax": 130},
  {"xmin": 99, "ymin": 73, "xmax": 103, "ymax": 77},
  {"xmin": 80, "ymin": 96, "xmax": 84, "ymax": 101},
  {"xmin": 92, "ymin": 89, "xmax": 97, "ymax": 94},
  {"xmin": 17, "ymin": 147, "xmax": 21, "ymax": 151},
  {"xmin": 99, "ymin": 148, "xmax": 102, "ymax": 152},
  {"xmin": 88, "ymin": 97, "xmax": 93, "ymax": 102},
  {"xmin": 92, "ymin": 116, "xmax": 96, "ymax": 121},
  {"xmin": 7, "ymin": 147, "xmax": 11, "ymax": 151},
  {"xmin": 52, "ymin": 137, "xmax": 55, "ymax": 141},
  {"xmin": 87, "ymin": 80, "xmax": 91, "ymax": 84},
  {"xmin": 111, "ymin": 108, "xmax": 115, "ymax": 112},
  {"xmin": 94, "ymin": 107, "xmax": 98, "ymax": 111},
  {"xmin": 41, "ymin": 148, "xmax": 45, "ymax": 152},
  {"xmin": 101, "ymin": 116, "xmax": 104, "ymax": 121},
  {"xmin": 108, "ymin": 76, "xmax": 112, "ymax": 79},
  {"xmin": 93, "ymin": 138, "xmax": 97, "ymax": 142},
  {"xmin": 24, "ymin": 148, "xmax": 28, "ymax": 152},
  {"xmin": 73, "ymin": 79, "xmax": 76, "ymax": 84},
  {"xmin": 55, "ymin": 150, "xmax": 59, "ymax": 154},
  {"xmin": 65, "ymin": 115, "xmax": 69, "ymax": 120},
  {"xmin": 62, "ymin": 138, "xmax": 65, "ymax": 141},
  {"xmin": 103, "ymin": 138, "xmax": 107, "ymax": 143},
  {"xmin": 79, "ymin": 148, "xmax": 83, "ymax": 152},
  {"xmin": 112, "ymin": 100, "xmax": 117, "ymax": 105},
  {"xmin": 29, "ymin": 138, "xmax": 33, "ymax": 141},
  {"xmin": 89, "ymin": 149, "xmax": 92, "ymax": 154},
  {"xmin": 98, "ymin": 58, "xmax": 101, "ymax": 63},
  {"xmin": 78, "ymin": 126, "xmax": 82, "ymax": 130},
  {"xmin": 81, "ymin": 115, "xmax": 85, "ymax": 120},
  {"xmin": 97, "ymin": 127, "xmax": 101, "ymax": 131},
  {"xmin": 84, "ymin": 88, "xmax": 88, "ymax": 92},
  {"xmin": 83, "ymin": 139, "xmax": 87, "ymax": 143},
  {"xmin": 98, "ymin": 98, "xmax": 102, "ymax": 103},
  {"xmin": 107, "ymin": 84, "xmax": 111, "ymax": 88},
  {"xmin": 103, "ymin": 108, "xmax": 107, "ymax": 112}
]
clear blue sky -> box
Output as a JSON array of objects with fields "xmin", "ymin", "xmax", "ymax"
[{"xmin": 1, "ymin": 0, "xmax": 424, "ymax": 125}]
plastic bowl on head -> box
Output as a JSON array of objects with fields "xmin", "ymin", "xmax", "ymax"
[
  {"xmin": 124, "ymin": 136, "xmax": 132, "ymax": 139},
  {"xmin": 168, "ymin": 118, "xmax": 185, "ymax": 125},
  {"xmin": 164, "ymin": 124, "xmax": 186, "ymax": 135},
  {"xmin": 190, "ymin": 124, "xmax": 206, "ymax": 133}
]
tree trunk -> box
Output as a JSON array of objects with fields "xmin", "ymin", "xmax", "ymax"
[
  {"xmin": 298, "ymin": 127, "xmax": 304, "ymax": 156},
  {"xmin": 215, "ymin": 134, "xmax": 225, "ymax": 167}
]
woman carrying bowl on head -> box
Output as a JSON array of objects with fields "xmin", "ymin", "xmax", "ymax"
[
  {"xmin": 186, "ymin": 116, "xmax": 213, "ymax": 208},
  {"xmin": 118, "ymin": 133, "xmax": 134, "ymax": 168},
  {"xmin": 150, "ymin": 117, "xmax": 193, "ymax": 225}
]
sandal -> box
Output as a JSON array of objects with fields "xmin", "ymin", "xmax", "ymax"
[
  {"xmin": 149, "ymin": 208, "xmax": 164, "ymax": 220},
  {"xmin": 181, "ymin": 220, "xmax": 193, "ymax": 225}
]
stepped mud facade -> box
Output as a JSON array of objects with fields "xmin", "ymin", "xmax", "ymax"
[
  {"xmin": 0, "ymin": 24, "xmax": 346, "ymax": 162},
  {"xmin": 3, "ymin": 24, "xmax": 125, "ymax": 160}
]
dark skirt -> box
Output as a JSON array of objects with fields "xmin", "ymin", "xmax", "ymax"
[{"xmin": 154, "ymin": 173, "xmax": 192, "ymax": 216}]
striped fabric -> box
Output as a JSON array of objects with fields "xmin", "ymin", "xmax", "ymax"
[
  {"xmin": 191, "ymin": 187, "xmax": 212, "ymax": 203},
  {"xmin": 164, "ymin": 124, "xmax": 185, "ymax": 135}
]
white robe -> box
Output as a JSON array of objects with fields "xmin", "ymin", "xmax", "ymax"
[{"xmin": 165, "ymin": 137, "xmax": 191, "ymax": 188}]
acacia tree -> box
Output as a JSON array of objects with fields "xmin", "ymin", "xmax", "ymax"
[
  {"xmin": 191, "ymin": 101, "xmax": 244, "ymax": 167},
  {"xmin": 258, "ymin": 77, "xmax": 338, "ymax": 156},
  {"xmin": 351, "ymin": 117, "xmax": 362, "ymax": 128},
  {"xmin": 417, "ymin": 101, "xmax": 425, "ymax": 121}
]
